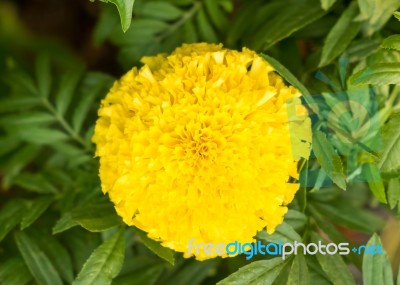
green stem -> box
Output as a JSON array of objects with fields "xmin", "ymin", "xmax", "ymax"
[
  {"xmin": 155, "ymin": 1, "xmax": 201, "ymax": 43},
  {"xmin": 42, "ymin": 99, "xmax": 89, "ymax": 151}
]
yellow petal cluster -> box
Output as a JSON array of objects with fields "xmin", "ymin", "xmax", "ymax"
[{"xmin": 92, "ymin": 43, "xmax": 311, "ymax": 260}]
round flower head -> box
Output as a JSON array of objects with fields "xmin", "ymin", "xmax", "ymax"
[{"xmin": 93, "ymin": 43, "xmax": 311, "ymax": 260}]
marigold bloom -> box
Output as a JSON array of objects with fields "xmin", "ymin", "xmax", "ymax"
[{"xmin": 92, "ymin": 43, "xmax": 311, "ymax": 260}]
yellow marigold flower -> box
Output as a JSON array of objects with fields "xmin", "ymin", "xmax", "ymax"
[{"xmin": 92, "ymin": 43, "xmax": 311, "ymax": 260}]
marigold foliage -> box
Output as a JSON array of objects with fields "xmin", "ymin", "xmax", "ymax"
[{"xmin": 92, "ymin": 43, "xmax": 311, "ymax": 259}]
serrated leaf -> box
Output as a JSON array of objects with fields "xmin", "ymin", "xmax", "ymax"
[
  {"xmin": 0, "ymin": 257, "xmax": 33, "ymax": 285},
  {"xmin": 382, "ymin": 35, "xmax": 400, "ymax": 51},
  {"xmin": 135, "ymin": 228, "xmax": 175, "ymax": 265},
  {"xmin": 141, "ymin": 2, "xmax": 183, "ymax": 21},
  {"xmin": 35, "ymin": 55, "xmax": 52, "ymax": 98},
  {"xmin": 320, "ymin": 0, "xmax": 336, "ymax": 10},
  {"xmin": 0, "ymin": 200, "xmax": 26, "ymax": 242},
  {"xmin": 287, "ymin": 253, "xmax": 309, "ymax": 285},
  {"xmin": 379, "ymin": 114, "xmax": 400, "ymax": 174},
  {"xmin": 311, "ymin": 234, "xmax": 356, "ymax": 285},
  {"xmin": 350, "ymin": 63, "xmax": 400, "ymax": 85},
  {"xmin": 319, "ymin": 2, "xmax": 361, "ymax": 66},
  {"xmin": 99, "ymin": 0, "xmax": 135, "ymax": 32},
  {"xmin": 315, "ymin": 249, "xmax": 356, "ymax": 285},
  {"xmin": 312, "ymin": 130, "xmax": 346, "ymax": 190},
  {"xmin": 217, "ymin": 258, "xmax": 287, "ymax": 285},
  {"xmin": 258, "ymin": 222, "xmax": 302, "ymax": 244},
  {"xmin": 72, "ymin": 229, "xmax": 125, "ymax": 285},
  {"xmin": 363, "ymin": 234, "xmax": 394, "ymax": 285},
  {"xmin": 363, "ymin": 163, "xmax": 387, "ymax": 203},
  {"xmin": 20, "ymin": 197, "xmax": 54, "ymax": 229},
  {"xmin": 55, "ymin": 66, "xmax": 85, "ymax": 116},
  {"xmin": 14, "ymin": 231, "xmax": 63, "ymax": 285},
  {"xmin": 62, "ymin": 228, "xmax": 102, "ymax": 272}
]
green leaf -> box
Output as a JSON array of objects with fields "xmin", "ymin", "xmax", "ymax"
[
  {"xmin": 319, "ymin": 2, "xmax": 361, "ymax": 66},
  {"xmin": 35, "ymin": 55, "xmax": 52, "ymax": 98},
  {"xmin": 312, "ymin": 130, "xmax": 346, "ymax": 190},
  {"xmin": 350, "ymin": 63, "xmax": 400, "ymax": 85},
  {"xmin": 0, "ymin": 112, "xmax": 55, "ymax": 126},
  {"xmin": 320, "ymin": 0, "xmax": 336, "ymax": 10},
  {"xmin": 141, "ymin": 2, "xmax": 183, "ymax": 21},
  {"xmin": 258, "ymin": 222, "xmax": 302, "ymax": 244},
  {"xmin": 14, "ymin": 231, "xmax": 63, "ymax": 285},
  {"xmin": 363, "ymin": 234, "xmax": 394, "ymax": 285},
  {"xmin": 99, "ymin": 0, "xmax": 135, "ymax": 32},
  {"xmin": 29, "ymin": 230, "xmax": 75, "ymax": 284},
  {"xmin": 313, "ymin": 236, "xmax": 356, "ymax": 285},
  {"xmin": 72, "ymin": 203, "xmax": 122, "ymax": 232},
  {"xmin": 363, "ymin": 163, "xmax": 387, "ymax": 203},
  {"xmin": 261, "ymin": 54, "xmax": 311, "ymax": 97},
  {"xmin": 113, "ymin": 265, "xmax": 164, "ymax": 285},
  {"xmin": 0, "ymin": 200, "xmax": 26, "ymax": 242},
  {"xmin": 93, "ymin": 5, "xmax": 120, "ymax": 46},
  {"xmin": 11, "ymin": 126, "xmax": 69, "ymax": 144},
  {"xmin": 0, "ymin": 257, "xmax": 33, "ymax": 285},
  {"xmin": 196, "ymin": 7, "xmax": 218, "ymax": 43},
  {"xmin": 72, "ymin": 229, "xmax": 125, "ymax": 285},
  {"xmin": 250, "ymin": 0, "xmax": 326, "ymax": 50},
  {"xmin": 0, "ymin": 145, "xmax": 40, "ymax": 188},
  {"xmin": 284, "ymin": 210, "xmax": 308, "ymax": 233},
  {"xmin": 382, "ymin": 35, "xmax": 400, "ymax": 51},
  {"xmin": 62, "ymin": 228, "xmax": 102, "ymax": 272},
  {"xmin": 379, "ymin": 114, "xmax": 400, "ymax": 174},
  {"xmin": 388, "ymin": 178, "xmax": 400, "ymax": 209},
  {"xmin": 204, "ymin": 0, "xmax": 228, "ymax": 31},
  {"xmin": 135, "ymin": 228, "xmax": 175, "ymax": 265},
  {"xmin": 217, "ymin": 258, "xmax": 287, "ymax": 285},
  {"xmin": 0, "ymin": 97, "xmax": 41, "ymax": 113},
  {"xmin": 312, "ymin": 201, "xmax": 384, "ymax": 232},
  {"xmin": 395, "ymin": 11, "xmax": 400, "ymax": 21},
  {"xmin": 356, "ymin": 0, "xmax": 400, "ymax": 35},
  {"xmin": 72, "ymin": 72, "xmax": 113, "ymax": 133},
  {"xmin": 11, "ymin": 172, "xmax": 58, "ymax": 194},
  {"xmin": 287, "ymin": 253, "xmax": 309, "ymax": 285},
  {"xmin": 161, "ymin": 259, "xmax": 217, "ymax": 285},
  {"xmin": 52, "ymin": 212, "xmax": 79, "ymax": 234},
  {"xmin": 20, "ymin": 197, "xmax": 54, "ymax": 229},
  {"xmin": 55, "ymin": 66, "xmax": 85, "ymax": 116}
]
